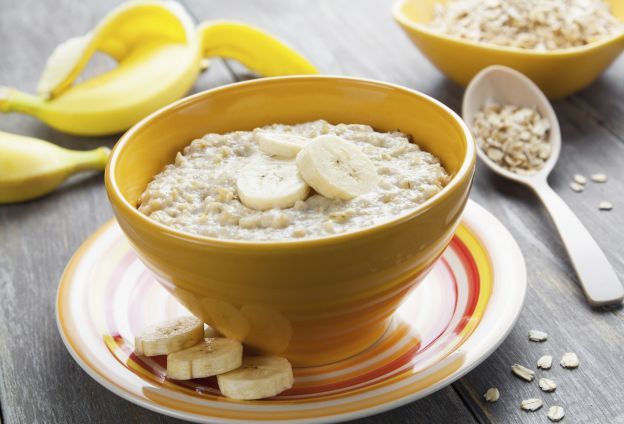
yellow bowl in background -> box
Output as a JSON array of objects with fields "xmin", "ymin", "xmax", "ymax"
[
  {"xmin": 105, "ymin": 76, "xmax": 475, "ymax": 366},
  {"xmin": 393, "ymin": 0, "xmax": 624, "ymax": 100}
]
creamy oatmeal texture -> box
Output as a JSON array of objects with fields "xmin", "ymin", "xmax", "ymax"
[
  {"xmin": 138, "ymin": 120, "xmax": 449, "ymax": 241},
  {"xmin": 430, "ymin": 0, "xmax": 623, "ymax": 51}
]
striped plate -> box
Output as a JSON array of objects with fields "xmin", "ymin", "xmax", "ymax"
[{"xmin": 56, "ymin": 200, "xmax": 525, "ymax": 423}]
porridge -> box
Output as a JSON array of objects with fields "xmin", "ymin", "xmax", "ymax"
[
  {"xmin": 138, "ymin": 120, "xmax": 449, "ymax": 241},
  {"xmin": 429, "ymin": 0, "xmax": 623, "ymax": 51}
]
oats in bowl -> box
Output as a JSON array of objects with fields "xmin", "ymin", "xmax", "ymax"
[
  {"xmin": 430, "ymin": 0, "xmax": 623, "ymax": 51},
  {"xmin": 137, "ymin": 120, "xmax": 450, "ymax": 241}
]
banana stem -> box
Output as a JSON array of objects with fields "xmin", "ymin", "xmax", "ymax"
[
  {"xmin": 65, "ymin": 146, "xmax": 111, "ymax": 172},
  {"xmin": 0, "ymin": 86, "xmax": 45, "ymax": 115}
]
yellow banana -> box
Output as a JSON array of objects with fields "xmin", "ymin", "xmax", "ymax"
[
  {"xmin": 0, "ymin": 131, "xmax": 109, "ymax": 203},
  {"xmin": 0, "ymin": 1, "xmax": 317, "ymax": 136}
]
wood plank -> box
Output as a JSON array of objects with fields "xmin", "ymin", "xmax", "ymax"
[
  {"xmin": 571, "ymin": 57, "xmax": 624, "ymax": 142},
  {"xmin": 186, "ymin": 0, "xmax": 624, "ymax": 423},
  {"xmin": 0, "ymin": 0, "xmax": 234, "ymax": 423}
]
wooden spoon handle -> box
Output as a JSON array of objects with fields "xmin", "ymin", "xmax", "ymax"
[{"xmin": 531, "ymin": 180, "xmax": 623, "ymax": 306}]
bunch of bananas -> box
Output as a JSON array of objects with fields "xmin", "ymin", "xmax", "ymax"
[{"xmin": 0, "ymin": 0, "xmax": 317, "ymax": 203}]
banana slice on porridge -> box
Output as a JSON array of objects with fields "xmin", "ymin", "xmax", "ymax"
[
  {"xmin": 236, "ymin": 156, "xmax": 310, "ymax": 210},
  {"xmin": 296, "ymin": 135, "xmax": 378, "ymax": 200},
  {"xmin": 134, "ymin": 316, "xmax": 204, "ymax": 356},
  {"xmin": 255, "ymin": 131, "xmax": 310, "ymax": 158},
  {"xmin": 167, "ymin": 337, "xmax": 243, "ymax": 380},
  {"xmin": 217, "ymin": 356, "xmax": 294, "ymax": 400}
]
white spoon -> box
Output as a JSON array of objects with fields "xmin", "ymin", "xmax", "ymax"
[{"xmin": 462, "ymin": 65, "xmax": 623, "ymax": 306}]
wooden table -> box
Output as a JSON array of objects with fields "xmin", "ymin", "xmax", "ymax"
[{"xmin": 1, "ymin": 0, "xmax": 623, "ymax": 422}]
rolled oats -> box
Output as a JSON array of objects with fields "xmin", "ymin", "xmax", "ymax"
[
  {"xmin": 528, "ymin": 330, "xmax": 548, "ymax": 342},
  {"xmin": 430, "ymin": 0, "xmax": 623, "ymax": 50},
  {"xmin": 511, "ymin": 364, "xmax": 535, "ymax": 381},
  {"xmin": 548, "ymin": 405, "xmax": 565, "ymax": 422},
  {"xmin": 472, "ymin": 104, "xmax": 551, "ymax": 174},
  {"xmin": 537, "ymin": 355, "xmax": 553, "ymax": 370},
  {"xmin": 591, "ymin": 173, "xmax": 608, "ymax": 183},
  {"xmin": 539, "ymin": 377, "xmax": 557, "ymax": 392},
  {"xmin": 598, "ymin": 201, "xmax": 613, "ymax": 211},
  {"xmin": 520, "ymin": 398, "xmax": 543, "ymax": 411},
  {"xmin": 560, "ymin": 352, "xmax": 579, "ymax": 368},
  {"xmin": 484, "ymin": 387, "xmax": 500, "ymax": 402}
]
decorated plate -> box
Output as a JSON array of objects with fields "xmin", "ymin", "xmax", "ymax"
[{"xmin": 56, "ymin": 200, "xmax": 526, "ymax": 423}]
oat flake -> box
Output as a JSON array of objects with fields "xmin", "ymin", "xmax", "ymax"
[
  {"xmin": 548, "ymin": 405, "xmax": 565, "ymax": 422},
  {"xmin": 528, "ymin": 330, "xmax": 548, "ymax": 342},
  {"xmin": 591, "ymin": 173, "xmax": 608, "ymax": 183},
  {"xmin": 520, "ymin": 398, "xmax": 543, "ymax": 411},
  {"xmin": 484, "ymin": 387, "xmax": 500, "ymax": 402},
  {"xmin": 560, "ymin": 352, "xmax": 579, "ymax": 368},
  {"xmin": 511, "ymin": 364, "xmax": 535, "ymax": 381},
  {"xmin": 574, "ymin": 174, "xmax": 587, "ymax": 185},
  {"xmin": 539, "ymin": 377, "xmax": 557, "ymax": 392},
  {"xmin": 537, "ymin": 355, "xmax": 553, "ymax": 370}
]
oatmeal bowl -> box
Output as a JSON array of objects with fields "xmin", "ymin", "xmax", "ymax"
[
  {"xmin": 393, "ymin": 0, "xmax": 624, "ymax": 99},
  {"xmin": 105, "ymin": 76, "xmax": 475, "ymax": 366}
]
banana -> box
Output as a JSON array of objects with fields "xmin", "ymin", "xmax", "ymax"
[
  {"xmin": 296, "ymin": 135, "xmax": 378, "ymax": 200},
  {"xmin": 217, "ymin": 356, "xmax": 294, "ymax": 400},
  {"xmin": 255, "ymin": 131, "xmax": 310, "ymax": 158},
  {"xmin": 236, "ymin": 156, "xmax": 309, "ymax": 210},
  {"xmin": 0, "ymin": 131, "xmax": 109, "ymax": 203},
  {"xmin": 201, "ymin": 298, "xmax": 250, "ymax": 342},
  {"xmin": 240, "ymin": 305, "xmax": 292, "ymax": 354},
  {"xmin": 134, "ymin": 316, "xmax": 203, "ymax": 357},
  {"xmin": 0, "ymin": 2, "xmax": 317, "ymax": 136},
  {"xmin": 166, "ymin": 337, "xmax": 243, "ymax": 380}
]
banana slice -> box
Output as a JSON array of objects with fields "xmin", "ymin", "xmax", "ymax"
[
  {"xmin": 296, "ymin": 135, "xmax": 378, "ymax": 200},
  {"xmin": 241, "ymin": 305, "xmax": 292, "ymax": 354},
  {"xmin": 217, "ymin": 356, "xmax": 294, "ymax": 400},
  {"xmin": 167, "ymin": 337, "xmax": 243, "ymax": 380},
  {"xmin": 236, "ymin": 156, "xmax": 309, "ymax": 210},
  {"xmin": 255, "ymin": 131, "xmax": 310, "ymax": 158},
  {"xmin": 201, "ymin": 298, "xmax": 250, "ymax": 341},
  {"xmin": 134, "ymin": 316, "xmax": 204, "ymax": 356}
]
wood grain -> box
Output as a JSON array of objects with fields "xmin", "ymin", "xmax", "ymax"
[
  {"xmin": 1, "ymin": 0, "xmax": 623, "ymax": 423},
  {"xmin": 0, "ymin": 1, "xmax": 233, "ymax": 423}
]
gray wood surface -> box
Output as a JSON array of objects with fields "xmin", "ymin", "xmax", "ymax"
[{"xmin": 1, "ymin": 0, "xmax": 623, "ymax": 423}]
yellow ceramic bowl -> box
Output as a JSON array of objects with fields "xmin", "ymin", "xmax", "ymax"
[
  {"xmin": 393, "ymin": 0, "xmax": 624, "ymax": 100},
  {"xmin": 105, "ymin": 76, "xmax": 475, "ymax": 366}
]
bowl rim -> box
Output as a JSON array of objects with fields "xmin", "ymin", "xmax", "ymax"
[
  {"xmin": 106, "ymin": 75, "xmax": 476, "ymax": 249},
  {"xmin": 392, "ymin": 0, "xmax": 624, "ymax": 57}
]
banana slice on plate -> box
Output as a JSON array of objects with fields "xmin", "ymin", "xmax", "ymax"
[
  {"xmin": 201, "ymin": 298, "xmax": 250, "ymax": 342},
  {"xmin": 217, "ymin": 356, "xmax": 294, "ymax": 400},
  {"xmin": 255, "ymin": 131, "xmax": 310, "ymax": 158},
  {"xmin": 167, "ymin": 337, "xmax": 243, "ymax": 380},
  {"xmin": 296, "ymin": 135, "xmax": 378, "ymax": 200},
  {"xmin": 241, "ymin": 305, "xmax": 292, "ymax": 354},
  {"xmin": 237, "ymin": 156, "xmax": 309, "ymax": 210},
  {"xmin": 134, "ymin": 316, "xmax": 204, "ymax": 356}
]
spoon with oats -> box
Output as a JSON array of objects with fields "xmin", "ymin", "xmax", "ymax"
[{"xmin": 462, "ymin": 65, "xmax": 623, "ymax": 306}]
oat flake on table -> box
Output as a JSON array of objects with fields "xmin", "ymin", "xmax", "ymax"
[
  {"xmin": 528, "ymin": 329, "xmax": 548, "ymax": 342},
  {"xmin": 430, "ymin": 0, "xmax": 623, "ymax": 50},
  {"xmin": 537, "ymin": 355, "xmax": 553, "ymax": 370},
  {"xmin": 520, "ymin": 398, "xmax": 543, "ymax": 411},
  {"xmin": 484, "ymin": 387, "xmax": 500, "ymax": 402},
  {"xmin": 560, "ymin": 352, "xmax": 580, "ymax": 368},
  {"xmin": 511, "ymin": 364, "xmax": 535, "ymax": 381},
  {"xmin": 548, "ymin": 405, "xmax": 565, "ymax": 422},
  {"xmin": 539, "ymin": 377, "xmax": 557, "ymax": 392}
]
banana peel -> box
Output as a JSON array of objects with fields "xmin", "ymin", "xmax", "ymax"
[
  {"xmin": 0, "ymin": 131, "xmax": 110, "ymax": 203},
  {"xmin": 0, "ymin": 0, "xmax": 318, "ymax": 136}
]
